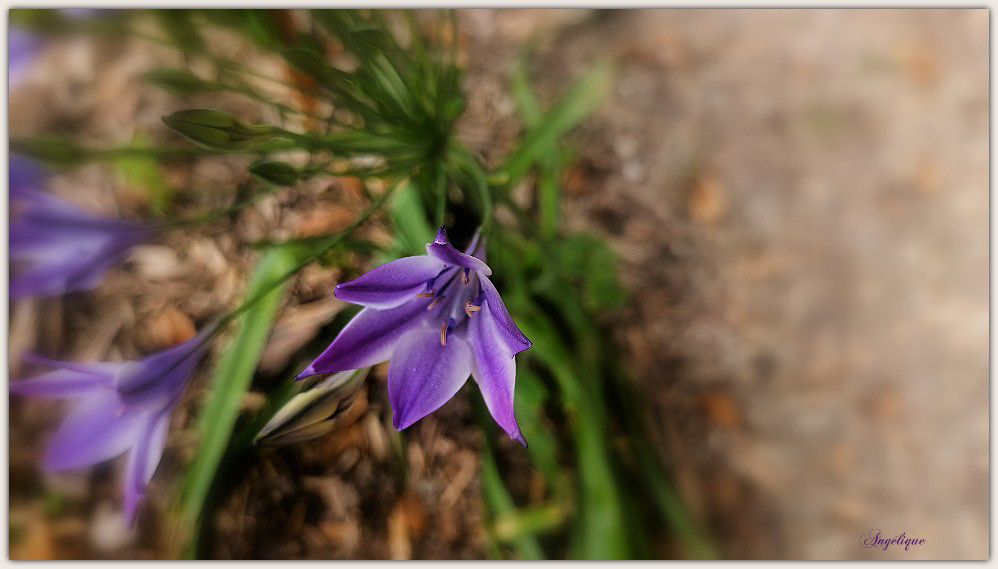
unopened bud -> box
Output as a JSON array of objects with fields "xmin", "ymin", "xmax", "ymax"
[
  {"xmin": 249, "ymin": 160, "xmax": 300, "ymax": 187},
  {"xmin": 162, "ymin": 109, "xmax": 274, "ymax": 150},
  {"xmin": 253, "ymin": 368, "xmax": 368, "ymax": 446}
]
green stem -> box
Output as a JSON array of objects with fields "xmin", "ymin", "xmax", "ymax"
[
  {"xmin": 161, "ymin": 184, "xmax": 283, "ymax": 229},
  {"xmin": 433, "ymin": 162, "xmax": 447, "ymax": 226},
  {"xmin": 96, "ymin": 19, "xmax": 315, "ymax": 96},
  {"xmin": 211, "ymin": 182, "xmax": 397, "ymax": 331},
  {"xmin": 450, "ymin": 143, "xmax": 493, "ymax": 231}
]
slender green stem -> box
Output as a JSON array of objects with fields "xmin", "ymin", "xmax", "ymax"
[
  {"xmin": 95, "ymin": 19, "xmax": 314, "ymax": 95},
  {"xmin": 450, "ymin": 143, "xmax": 493, "ymax": 232},
  {"xmin": 89, "ymin": 143, "xmax": 299, "ymax": 159},
  {"xmin": 210, "ymin": 182, "xmax": 398, "ymax": 331},
  {"xmin": 223, "ymin": 84, "xmax": 329, "ymax": 123},
  {"xmin": 161, "ymin": 184, "xmax": 282, "ymax": 229},
  {"xmin": 433, "ymin": 163, "xmax": 447, "ymax": 226}
]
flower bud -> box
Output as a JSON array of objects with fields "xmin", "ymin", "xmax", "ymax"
[
  {"xmin": 253, "ymin": 368, "xmax": 368, "ymax": 446},
  {"xmin": 162, "ymin": 109, "xmax": 274, "ymax": 150},
  {"xmin": 249, "ymin": 160, "xmax": 300, "ymax": 187}
]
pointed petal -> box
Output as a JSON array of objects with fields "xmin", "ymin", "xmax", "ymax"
[
  {"xmin": 44, "ymin": 392, "xmax": 138, "ymax": 471},
  {"xmin": 469, "ymin": 303, "xmax": 526, "ymax": 445},
  {"xmin": 333, "ymin": 255, "xmax": 446, "ymax": 309},
  {"xmin": 9, "ymin": 248, "xmax": 90, "ymax": 299},
  {"xmin": 296, "ymin": 298, "xmax": 433, "ymax": 379},
  {"xmin": 388, "ymin": 327, "xmax": 473, "ymax": 430},
  {"xmin": 116, "ymin": 334, "xmax": 206, "ymax": 408},
  {"xmin": 426, "ymin": 227, "xmax": 492, "ymax": 275},
  {"xmin": 10, "ymin": 157, "xmax": 47, "ymax": 195},
  {"xmin": 123, "ymin": 411, "xmax": 170, "ymax": 526},
  {"xmin": 22, "ymin": 352, "xmax": 124, "ymax": 376},
  {"xmin": 10, "ymin": 367, "xmax": 114, "ymax": 398},
  {"xmin": 478, "ymin": 274, "xmax": 532, "ymax": 355}
]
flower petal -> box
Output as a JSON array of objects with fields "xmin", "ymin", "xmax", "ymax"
[
  {"xmin": 9, "ymin": 156, "xmax": 47, "ymax": 198},
  {"xmin": 469, "ymin": 302, "xmax": 527, "ymax": 445},
  {"xmin": 478, "ymin": 274, "xmax": 532, "ymax": 355},
  {"xmin": 116, "ymin": 334, "xmax": 206, "ymax": 409},
  {"xmin": 123, "ymin": 411, "xmax": 170, "ymax": 526},
  {"xmin": 43, "ymin": 392, "xmax": 138, "ymax": 471},
  {"xmin": 295, "ymin": 297, "xmax": 433, "ymax": 379},
  {"xmin": 334, "ymin": 255, "xmax": 447, "ymax": 309},
  {"xmin": 22, "ymin": 352, "xmax": 123, "ymax": 376},
  {"xmin": 388, "ymin": 326, "xmax": 473, "ymax": 430},
  {"xmin": 426, "ymin": 226, "xmax": 492, "ymax": 275},
  {"xmin": 10, "ymin": 366, "xmax": 115, "ymax": 398}
]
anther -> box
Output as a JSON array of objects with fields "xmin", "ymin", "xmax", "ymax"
[
  {"xmin": 426, "ymin": 297, "xmax": 442, "ymax": 311},
  {"xmin": 416, "ymin": 291, "xmax": 436, "ymax": 298},
  {"xmin": 464, "ymin": 300, "xmax": 481, "ymax": 319},
  {"xmin": 440, "ymin": 321, "xmax": 448, "ymax": 346},
  {"xmin": 461, "ymin": 269, "xmax": 469, "ymax": 285}
]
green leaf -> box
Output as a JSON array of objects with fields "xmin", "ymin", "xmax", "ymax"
[
  {"xmin": 510, "ymin": 51, "xmax": 542, "ymax": 127},
  {"xmin": 478, "ymin": 403, "xmax": 545, "ymax": 561},
  {"xmin": 241, "ymin": 10, "xmax": 286, "ymax": 52},
  {"xmin": 554, "ymin": 234, "xmax": 628, "ymax": 311},
  {"xmin": 10, "ymin": 136, "xmax": 91, "ymax": 166},
  {"xmin": 517, "ymin": 315, "xmax": 631, "ymax": 559},
  {"xmin": 156, "ymin": 10, "xmax": 206, "ymax": 54},
  {"xmin": 387, "ymin": 180, "xmax": 435, "ymax": 258},
  {"xmin": 501, "ymin": 59, "xmax": 613, "ymax": 185},
  {"xmin": 249, "ymin": 159, "xmax": 300, "ymax": 187},
  {"xmin": 494, "ymin": 501, "xmax": 567, "ymax": 543},
  {"xmin": 351, "ymin": 28, "xmax": 391, "ymax": 51},
  {"xmin": 514, "ymin": 370, "xmax": 562, "ymax": 491},
  {"xmin": 176, "ymin": 246, "xmax": 298, "ymax": 555},
  {"xmin": 145, "ymin": 68, "xmax": 216, "ymax": 97}
]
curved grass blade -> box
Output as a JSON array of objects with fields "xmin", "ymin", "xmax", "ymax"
[{"xmin": 173, "ymin": 246, "xmax": 298, "ymax": 556}]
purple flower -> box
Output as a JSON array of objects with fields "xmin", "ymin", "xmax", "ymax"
[
  {"xmin": 296, "ymin": 227, "xmax": 532, "ymax": 445},
  {"xmin": 10, "ymin": 157, "xmax": 153, "ymax": 300},
  {"xmin": 9, "ymin": 28, "xmax": 45, "ymax": 87},
  {"xmin": 9, "ymin": 331, "xmax": 210, "ymax": 525}
]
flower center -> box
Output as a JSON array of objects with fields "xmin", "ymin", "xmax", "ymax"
[{"xmin": 423, "ymin": 267, "xmax": 484, "ymax": 345}]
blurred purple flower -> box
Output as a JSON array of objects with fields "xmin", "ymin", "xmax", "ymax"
[
  {"xmin": 9, "ymin": 28, "xmax": 44, "ymax": 87},
  {"xmin": 10, "ymin": 330, "xmax": 211, "ymax": 525},
  {"xmin": 296, "ymin": 227, "xmax": 532, "ymax": 445},
  {"xmin": 10, "ymin": 157, "xmax": 153, "ymax": 299}
]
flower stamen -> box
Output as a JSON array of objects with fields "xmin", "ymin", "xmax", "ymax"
[
  {"xmin": 416, "ymin": 291, "xmax": 436, "ymax": 298},
  {"xmin": 440, "ymin": 321, "xmax": 448, "ymax": 346},
  {"xmin": 464, "ymin": 300, "xmax": 481, "ymax": 319},
  {"xmin": 426, "ymin": 297, "xmax": 443, "ymax": 311}
]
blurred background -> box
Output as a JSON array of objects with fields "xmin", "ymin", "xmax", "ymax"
[{"xmin": 7, "ymin": 8, "xmax": 988, "ymax": 560}]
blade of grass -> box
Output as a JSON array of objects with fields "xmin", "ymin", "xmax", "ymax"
[
  {"xmin": 517, "ymin": 315, "xmax": 630, "ymax": 559},
  {"xmin": 478, "ymin": 402, "xmax": 546, "ymax": 561},
  {"xmin": 174, "ymin": 245, "xmax": 298, "ymax": 556},
  {"xmin": 493, "ymin": 501, "xmax": 568, "ymax": 543},
  {"xmin": 387, "ymin": 180, "xmax": 435, "ymax": 258},
  {"xmin": 500, "ymin": 59, "xmax": 612, "ymax": 186}
]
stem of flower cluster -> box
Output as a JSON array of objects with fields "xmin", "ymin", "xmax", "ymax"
[
  {"xmin": 162, "ymin": 183, "xmax": 285, "ymax": 230},
  {"xmin": 207, "ymin": 182, "xmax": 398, "ymax": 333}
]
